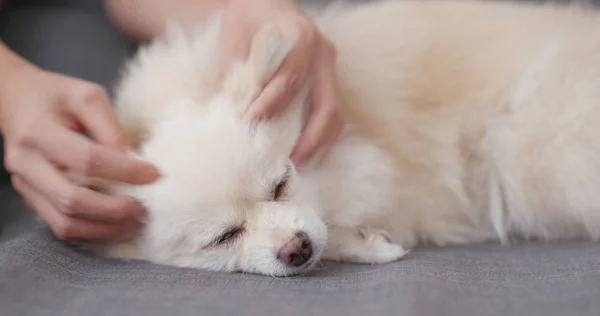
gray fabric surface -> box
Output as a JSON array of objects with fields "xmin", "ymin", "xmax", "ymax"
[
  {"xmin": 1, "ymin": 1, "xmax": 600, "ymax": 316},
  {"xmin": 2, "ymin": 185, "xmax": 600, "ymax": 316}
]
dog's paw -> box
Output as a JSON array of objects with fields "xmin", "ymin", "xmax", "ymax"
[
  {"xmin": 353, "ymin": 228, "xmax": 408, "ymax": 263},
  {"xmin": 322, "ymin": 226, "xmax": 409, "ymax": 264}
]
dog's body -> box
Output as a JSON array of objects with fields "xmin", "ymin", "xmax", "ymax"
[{"xmin": 87, "ymin": 0, "xmax": 600, "ymax": 275}]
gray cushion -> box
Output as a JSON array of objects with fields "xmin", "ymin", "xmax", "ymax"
[
  {"xmin": 1, "ymin": 1, "xmax": 600, "ymax": 316},
  {"xmin": 2, "ymin": 186, "xmax": 600, "ymax": 316}
]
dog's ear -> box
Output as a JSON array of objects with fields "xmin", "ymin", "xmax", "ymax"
[
  {"xmin": 220, "ymin": 22, "xmax": 308, "ymax": 155},
  {"xmin": 247, "ymin": 22, "xmax": 292, "ymax": 87},
  {"xmin": 222, "ymin": 22, "xmax": 292, "ymax": 105}
]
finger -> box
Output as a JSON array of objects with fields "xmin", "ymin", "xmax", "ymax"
[
  {"xmin": 290, "ymin": 103, "xmax": 341, "ymax": 167},
  {"xmin": 15, "ymin": 151, "xmax": 145, "ymax": 222},
  {"xmin": 12, "ymin": 175, "xmax": 141, "ymax": 241},
  {"xmin": 245, "ymin": 18, "xmax": 316, "ymax": 119},
  {"xmin": 291, "ymin": 40, "xmax": 344, "ymax": 165},
  {"xmin": 26, "ymin": 119, "xmax": 158, "ymax": 184},
  {"xmin": 290, "ymin": 52, "xmax": 341, "ymax": 166},
  {"xmin": 64, "ymin": 83, "xmax": 130, "ymax": 151},
  {"xmin": 314, "ymin": 124, "xmax": 343, "ymax": 165},
  {"xmin": 244, "ymin": 72, "xmax": 306, "ymax": 120}
]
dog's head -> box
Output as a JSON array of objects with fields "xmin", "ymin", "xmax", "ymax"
[{"xmin": 100, "ymin": 21, "xmax": 328, "ymax": 276}]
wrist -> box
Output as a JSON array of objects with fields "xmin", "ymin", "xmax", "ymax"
[{"xmin": 0, "ymin": 41, "xmax": 37, "ymax": 131}]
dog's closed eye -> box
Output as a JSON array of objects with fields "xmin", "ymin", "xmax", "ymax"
[
  {"xmin": 272, "ymin": 178, "xmax": 288, "ymax": 200},
  {"xmin": 216, "ymin": 227, "xmax": 244, "ymax": 245},
  {"xmin": 271, "ymin": 165, "xmax": 291, "ymax": 201}
]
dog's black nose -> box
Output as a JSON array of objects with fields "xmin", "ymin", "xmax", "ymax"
[{"xmin": 277, "ymin": 231, "xmax": 313, "ymax": 267}]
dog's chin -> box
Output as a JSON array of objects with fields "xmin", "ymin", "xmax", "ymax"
[
  {"xmin": 287, "ymin": 253, "xmax": 322, "ymax": 277},
  {"xmin": 240, "ymin": 242, "xmax": 325, "ymax": 277}
]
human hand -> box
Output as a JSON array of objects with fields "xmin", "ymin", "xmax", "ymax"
[
  {"xmin": 0, "ymin": 63, "xmax": 159, "ymax": 241},
  {"xmin": 217, "ymin": 0, "xmax": 344, "ymax": 167}
]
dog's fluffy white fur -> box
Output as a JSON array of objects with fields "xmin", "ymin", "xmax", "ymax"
[{"xmin": 84, "ymin": 0, "xmax": 600, "ymax": 276}]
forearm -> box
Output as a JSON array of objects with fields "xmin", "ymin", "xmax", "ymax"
[
  {"xmin": 0, "ymin": 42, "xmax": 34, "ymax": 128},
  {"xmin": 105, "ymin": 0, "xmax": 231, "ymax": 42},
  {"xmin": 0, "ymin": 41, "xmax": 33, "ymax": 103}
]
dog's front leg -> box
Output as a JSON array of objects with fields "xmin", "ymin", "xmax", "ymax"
[{"xmin": 322, "ymin": 226, "xmax": 408, "ymax": 264}]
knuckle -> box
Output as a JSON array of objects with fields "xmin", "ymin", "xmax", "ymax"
[
  {"xmin": 332, "ymin": 105, "xmax": 344, "ymax": 120},
  {"xmin": 295, "ymin": 16, "xmax": 318, "ymax": 44},
  {"xmin": 57, "ymin": 187, "xmax": 81, "ymax": 216},
  {"xmin": 82, "ymin": 147, "xmax": 102, "ymax": 176},
  {"xmin": 53, "ymin": 219, "xmax": 78, "ymax": 240},
  {"xmin": 10, "ymin": 175, "xmax": 23, "ymax": 192},
  {"xmin": 88, "ymin": 83, "xmax": 110, "ymax": 101},
  {"xmin": 4, "ymin": 147, "xmax": 24, "ymax": 174},
  {"xmin": 82, "ymin": 82, "xmax": 107, "ymax": 98},
  {"xmin": 3, "ymin": 153, "xmax": 17, "ymax": 174},
  {"xmin": 71, "ymin": 82, "xmax": 109, "ymax": 109},
  {"xmin": 281, "ymin": 74, "xmax": 303, "ymax": 93},
  {"xmin": 321, "ymin": 102, "xmax": 340, "ymax": 120},
  {"xmin": 12, "ymin": 125, "xmax": 40, "ymax": 149}
]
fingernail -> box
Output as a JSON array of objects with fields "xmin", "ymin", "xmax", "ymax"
[
  {"xmin": 130, "ymin": 199, "xmax": 147, "ymax": 216},
  {"xmin": 243, "ymin": 112, "xmax": 265, "ymax": 129},
  {"xmin": 140, "ymin": 161, "xmax": 161, "ymax": 182},
  {"xmin": 243, "ymin": 110, "xmax": 260, "ymax": 121},
  {"xmin": 290, "ymin": 154, "xmax": 304, "ymax": 168}
]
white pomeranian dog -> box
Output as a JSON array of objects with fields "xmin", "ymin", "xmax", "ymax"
[{"xmin": 82, "ymin": 0, "xmax": 600, "ymax": 276}]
